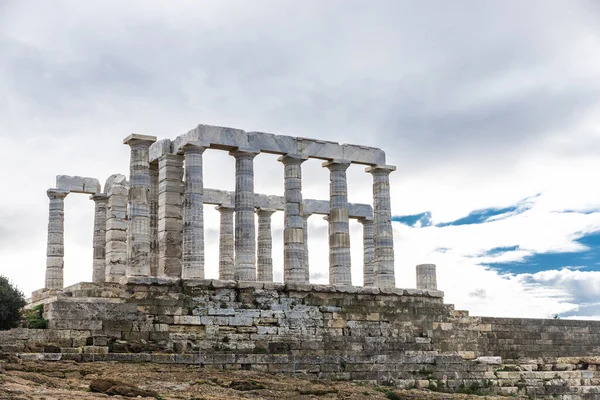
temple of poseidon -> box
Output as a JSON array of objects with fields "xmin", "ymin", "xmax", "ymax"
[
  {"xmin": 3, "ymin": 124, "xmax": 600, "ymax": 399},
  {"xmin": 43, "ymin": 124, "xmax": 436, "ymax": 291}
]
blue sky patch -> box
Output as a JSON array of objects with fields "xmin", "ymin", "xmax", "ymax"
[
  {"xmin": 483, "ymin": 231, "xmax": 600, "ymax": 274},
  {"xmin": 392, "ymin": 211, "xmax": 432, "ymax": 227}
]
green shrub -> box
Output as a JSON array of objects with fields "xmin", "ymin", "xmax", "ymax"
[
  {"xmin": 22, "ymin": 304, "xmax": 47, "ymax": 329},
  {"xmin": 0, "ymin": 275, "xmax": 26, "ymax": 330}
]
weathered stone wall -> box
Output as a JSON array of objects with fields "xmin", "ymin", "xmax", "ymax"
[{"xmin": 4, "ymin": 281, "xmax": 600, "ymax": 398}]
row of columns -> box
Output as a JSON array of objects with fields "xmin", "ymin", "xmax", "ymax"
[
  {"xmin": 44, "ymin": 136, "xmax": 397, "ymax": 289},
  {"xmin": 120, "ymin": 137, "xmax": 395, "ymax": 287}
]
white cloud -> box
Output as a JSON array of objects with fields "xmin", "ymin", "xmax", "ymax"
[{"xmin": 1, "ymin": 1, "xmax": 600, "ymax": 322}]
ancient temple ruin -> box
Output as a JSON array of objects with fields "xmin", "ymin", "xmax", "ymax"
[
  {"xmin": 42, "ymin": 124, "xmax": 427, "ymax": 291},
  {"xmin": 5, "ymin": 123, "xmax": 600, "ymax": 399}
]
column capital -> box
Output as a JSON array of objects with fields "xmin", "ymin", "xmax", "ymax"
[
  {"xmin": 47, "ymin": 189, "xmax": 69, "ymax": 199},
  {"xmin": 365, "ymin": 164, "xmax": 396, "ymax": 175},
  {"xmin": 256, "ymin": 208, "xmax": 276, "ymax": 217},
  {"xmin": 181, "ymin": 143, "xmax": 207, "ymax": 154},
  {"xmin": 229, "ymin": 147, "xmax": 260, "ymax": 159},
  {"xmin": 89, "ymin": 193, "xmax": 108, "ymax": 202},
  {"xmin": 123, "ymin": 133, "xmax": 157, "ymax": 147},
  {"xmin": 322, "ymin": 159, "xmax": 351, "ymax": 170},
  {"xmin": 215, "ymin": 205, "xmax": 235, "ymax": 213},
  {"xmin": 278, "ymin": 153, "xmax": 308, "ymax": 164},
  {"xmin": 357, "ymin": 217, "xmax": 373, "ymax": 225}
]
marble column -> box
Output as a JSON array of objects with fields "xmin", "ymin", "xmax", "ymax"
[
  {"xmin": 182, "ymin": 145, "xmax": 206, "ymax": 279},
  {"xmin": 158, "ymin": 154, "xmax": 184, "ymax": 277},
  {"xmin": 123, "ymin": 134, "xmax": 156, "ymax": 277},
  {"xmin": 278, "ymin": 154, "xmax": 308, "ymax": 283},
  {"xmin": 149, "ymin": 162, "xmax": 159, "ymax": 276},
  {"xmin": 105, "ymin": 177, "xmax": 128, "ymax": 282},
  {"xmin": 90, "ymin": 193, "xmax": 108, "ymax": 283},
  {"xmin": 231, "ymin": 149, "xmax": 259, "ymax": 281},
  {"xmin": 323, "ymin": 160, "xmax": 352, "ymax": 285},
  {"xmin": 302, "ymin": 213, "xmax": 311, "ymax": 273},
  {"xmin": 358, "ymin": 218, "xmax": 374, "ymax": 287},
  {"xmin": 45, "ymin": 189, "xmax": 69, "ymax": 290},
  {"xmin": 366, "ymin": 165, "xmax": 396, "ymax": 288},
  {"xmin": 216, "ymin": 206, "xmax": 235, "ymax": 280},
  {"xmin": 416, "ymin": 264, "xmax": 437, "ymax": 290},
  {"xmin": 257, "ymin": 208, "xmax": 276, "ymax": 282}
]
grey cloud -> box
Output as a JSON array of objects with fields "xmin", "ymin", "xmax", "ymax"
[{"xmin": 468, "ymin": 289, "xmax": 487, "ymax": 299}]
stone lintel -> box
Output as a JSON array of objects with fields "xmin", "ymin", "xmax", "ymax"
[
  {"xmin": 172, "ymin": 124, "xmax": 386, "ymax": 164},
  {"xmin": 56, "ymin": 175, "xmax": 101, "ymax": 194},
  {"xmin": 365, "ymin": 164, "xmax": 396, "ymax": 173},
  {"xmin": 123, "ymin": 133, "xmax": 157, "ymax": 145},
  {"xmin": 203, "ymin": 189, "xmax": 372, "ymax": 218},
  {"xmin": 149, "ymin": 139, "xmax": 173, "ymax": 162}
]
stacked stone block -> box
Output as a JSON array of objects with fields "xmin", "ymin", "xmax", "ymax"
[
  {"xmin": 157, "ymin": 154, "xmax": 184, "ymax": 277},
  {"xmin": 105, "ymin": 175, "xmax": 128, "ymax": 282},
  {"xmin": 366, "ymin": 165, "xmax": 396, "ymax": 288},
  {"xmin": 232, "ymin": 149, "xmax": 259, "ymax": 281},
  {"xmin": 279, "ymin": 154, "xmax": 308, "ymax": 283},
  {"xmin": 256, "ymin": 208, "xmax": 275, "ymax": 282},
  {"xmin": 149, "ymin": 162, "xmax": 159, "ymax": 276},
  {"xmin": 45, "ymin": 189, "xmax": 69, "ymax": 289},
  {"xmin": 416, "ymin": 264, "xmax": 437, "ymax": 290},
  {"xmin": 324, "ymin": 160, "xmax": 352, "ymax": 285},
  {"xmin": 182, "ymin": 145, "xmax": 205, "ymax": 279},
  {"xmin": 358, "ymin": 218, "xmax": 374, "ymax": 286},
  {"xmin": 91, "ymin": 193, "xmax": 108, "ymax": 283},
  {"xmin": 216, "ymin": 206, "xmax": 235, "ymax": 280},
  {"xmin": 124, "ymin": 134, "xmax": 156, "ymax": 277}
]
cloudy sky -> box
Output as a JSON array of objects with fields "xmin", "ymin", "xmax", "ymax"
[{"xmin": 1, "ymin": 1, "xmax": 600, "ymax": 319}]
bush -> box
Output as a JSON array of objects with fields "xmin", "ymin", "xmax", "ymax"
[
  {"xmin": 21, "ymin": 304, "xmax": 47, "ymax": 329},
  {"xmin": 0, "ymin": 275, "xmax": 26, "ymax": 330}
]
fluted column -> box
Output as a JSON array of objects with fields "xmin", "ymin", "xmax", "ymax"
[
  {"xmin": 231, "ymin": 149, "xmax": 259, "ymax": 281},
  {"xmin": 90, "ymin": 193, "xmax": 108, "ymax": 283},
  {"xmin": 416, "ymin": 264, "xmax": 437, "ymax": 290},
  {"xmin": 105, "ymin": 176, "xmax": 128, "ymax": 282},
  {"xmin": 324, "ymin": 160, "xmax": 352, "ymax": 285},
  {"xmin": 278, "ymin": 154, "xmax": 308, "ymax": 283},
  {"xmin": 124, "ymin": 134, "xmax": 156, "ymax": 277},
  {"xmin": 302, "ymin": 213, "xmax": 311, "ymax": 273},
  {"xmin": 45, "ymin": 189, "xmax": 69, "ymax": 289},
  {"xmin": 216, "ymin": 205, "xmax": 235, "ymax": 280},
  {"xmin": 182, "ymin": 145, "xmax": 206, "ymax": 279},
  {"xmin": 366, "ymin": 165, "xmax": 396, "ymax": 288},
  {"xmin": 149, "ymin": 162, "xmax": 159, "ymax": 276},
  {"xmin": 257, "ymin": 208, "xmax": 276, "ymax": 282},
  {"xmin": 158, "ymin": 154, "xmax": 184, "ymax": 277},
  {"xmin": 358, "ymin": 218, "xmax": 374, "ymax": 287}
]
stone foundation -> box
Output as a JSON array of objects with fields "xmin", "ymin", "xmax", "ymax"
[{"xmin": 2, "ymin": 281, "xmax": 600, "ymax": 398}]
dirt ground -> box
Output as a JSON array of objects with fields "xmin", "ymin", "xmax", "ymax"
[{"xmin": 0, "ymin": 359, "xmax": 520, "ymax": 400}]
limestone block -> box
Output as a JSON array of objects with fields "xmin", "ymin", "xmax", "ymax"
[
  {"xmin": 341, "ymin": 144, "xmax": 385, "ymax": 165},
  {"xmin": 56, "ymin": 175, "xmax": 101, "ymax": 194},
  {"xmin": 173, "ymin": 124, "xmax": 249, "ymax": 152},
  {"xmin": 248, "ymin": 131, "xmax": 297, "ymax": 154},
  {"xmin": 149, "ymin": 138, "xmax": 172, "ymax": 162},
  {"xmin": 238, "ymin": 281, "xmax": 264, "ymax": 290}
]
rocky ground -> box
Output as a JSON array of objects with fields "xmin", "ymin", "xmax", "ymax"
[{"xmin": 0, "ymin": 359, "xmax": 521, "ymax": 400}]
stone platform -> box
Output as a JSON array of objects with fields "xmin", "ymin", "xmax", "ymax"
[{"xmin": 3, "ymin": 281, "xmax": 600, "ymax": 398}]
